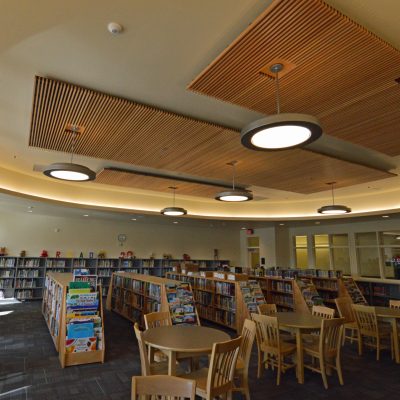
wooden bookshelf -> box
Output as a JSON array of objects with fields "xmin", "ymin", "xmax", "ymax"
[
  {"xmin": 0, "ymin": 256, "xmax": 228, "ymax": 300},
  {"xmin": 106, "ymin": 272, "xmax": 199, "ymax": 328},
  {"xmin": 167, "ymin": 271, "xmax": 261, "ymax": 333},
  {"xmin": 42, "ymin": 272, "xmax": 105, "ymax": 368},
  {"xmin": 354, "ymin": 277, "xmax": 400, "ymax": 306}
]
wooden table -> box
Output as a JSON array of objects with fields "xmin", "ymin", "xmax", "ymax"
[
  {"xmin": 142, "ymin": 325, "xmax": 230, "ymax": 375},
  {"xmin": 277, "ymin": 312, "xmax": 322, "ymax": 384},
  {"xmin": 375, "ymin": 306, "xmax": 400, "ymax": 363}
]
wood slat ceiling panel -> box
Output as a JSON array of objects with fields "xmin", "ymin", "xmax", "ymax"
[
  {"xmin": 29, "ymin": 76, "xmax": 393, "ymax": 195},
  {"xmin": 187, "ymin": 0, "xmax": 400, "ymax": 156},
  {"xmin": 95, "ymin": 169, "xmax": 227, "ymax": 198}
]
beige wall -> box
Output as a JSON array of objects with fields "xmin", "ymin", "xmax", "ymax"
[{"xmin": 0, "ymin": 210, "xmax": 241, "ymax": 263}]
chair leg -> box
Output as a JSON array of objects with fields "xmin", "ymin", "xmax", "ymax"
[
  {"xmin": 376, "ymin": 337, "xmax": 380, "ymax": 361},
  {"xmin": 242, "ymin": 373, "xmax": 250, "ymax": 400},
  {"xmin": 336, "ymin": 354, "xmax": 344, "ymax": 386},
  {"xmin": 227, "ymin": 390, "xmax": 232, "ymax": 400},
  {"xmin": 277, "ymin": 355, "xmax": 282, "ymax": 386},
  {"xmin": 257, "ymin": 348, "xmax": 263, "ymax": 379},
  {"xmin": 320, "ymin": 358, "xmax": 329, "ymax": 390},
  {"xmin": 357, "ymin": 333, "xmax": 363, "ymax": 356}
]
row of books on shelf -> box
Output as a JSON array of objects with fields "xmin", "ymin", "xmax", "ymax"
[
  {"xmin": 215, "ymin": 281, "xmax": 235, "ymax": 296},
  {"xmin": 0, "ymin": 279, "xmax": 13, "ymax": 288},
  {"xmin": 194, "ymin": 291, "xmax": 213, "ymax": 306},
  {"xmin": 263, "ymin": 268, "xmax": 342, "ymax": 279},
  {"xmin": 65, "ymin": 281, "xmax": 103, "ymax": 353},
  {"xmin": 215, "ymin": 294, "xmax": 235, "ymax": 311},
  {"xmin": 296, "ymin": 278, "xmax": 324, "ymax": 308},
  {"xmin": 342, "ymin": 277, "xmax": 367, "ymax": 304},
  {"xmin": 270, "ymin": 294, "xmax": 294, "ymax": 308},
  {"xmin": 313, "ymin": 279, "xmax": 338, "ymax": 291},
  {"xmin": 0, "ymin": 270, "xmax": 14, "ymax": 277},
  {"xmin": 271, "ymin": 281, "xmax": 293, "ymax": 293}
]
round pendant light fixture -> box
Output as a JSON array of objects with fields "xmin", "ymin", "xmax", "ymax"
[
  {"xmin": 241, "ymin": 63, "xmax": 322, "ymax": 151},
  {"xmin": 161, "ymin": 186, "xmax": 187, "ymax": 216},
  {"xmin": 43, "ymin": 125, "xmax": 96, "ymax": 182},
  {"xmin": 317, "ymin": 182, "xmax": 351, "ymax": 215},
  {"xmin": 215, "ymin": 161, "xmax": 253, "ymax": 202}
]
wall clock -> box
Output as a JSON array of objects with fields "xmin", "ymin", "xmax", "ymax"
[{"xmin": 118, "ymin": 234, "xmax": 127, "ymax": 246}]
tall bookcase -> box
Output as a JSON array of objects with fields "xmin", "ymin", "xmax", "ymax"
[
  {"xmin": 42, "ymin": 272, "xmax": 105, "ymax": 368},
  {"xmin": 106, "ymin": 272, "xmax": 199, "ymax": 328},
  {"xmin": 166, "ymin": 271, "xmax": 261, "ymax": 333},
  {"xmin": 0, "ymin": 256, "xmax": 228, "ymax": 300}
]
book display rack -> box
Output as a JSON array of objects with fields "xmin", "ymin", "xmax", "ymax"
[
  {"xmin": 42, "ymin": 272, "xmax": 105, "ymax": 368},
  {"xmin": 106, "ymin": 272, "xmax": 199, "ymax": 328},
  {"xmin": 0, "ymin": 256, "xmax": 228, "ymax": 300},
  {"xmin": 166, "ymin": 271, "xmax": 259, "ymax": 332}
]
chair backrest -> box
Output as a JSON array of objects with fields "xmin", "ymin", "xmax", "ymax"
[
  {"xmin": 133, "ymin": 323, "xmax": 150, "ymax": 376},
  {"xmin": 238, "ymin": 319, "xmax": 256, "ymax": 371},
  {"xmin": 257, "ymin": 303, "xmax": 277, "ymax": 316},
  {"xmin": 207, "ymin": 336, "xmax": 242, "ymax": 398},
  {"xmin": 318, "ymin": 318, "xmax": 345, "ymax": 360},
  {"xmin": 251, "ymin": 313, "xmax": 280, "ymax": 354},
  {"xmin": 132, "ymin": 375, "xmax": 196, "ymax": 400},
  {"xmin": 335, "ymin": 297, "xmax": 355, "ymax": 323},
  {"xmin": 389, "ymin": 300, "xmax": 400, "ymax": 309},
  {"xmin": 352, "ymin": 304, "xmax": 378, "ymax": 337},
  {"xmin": 144, "ymin": 311, "xmax": 172, "ymax": 329},
  {"xmin": 312, "ymin": 305, "xmax": 335, "ymax": 319}
]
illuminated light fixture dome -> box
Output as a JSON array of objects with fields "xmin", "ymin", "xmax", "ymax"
[
  {"xmin": 241, "ymin": 63, "xmax": 322, "ymax": 151},
  {"xmin": 215, "ymin": 161, "xmax": 253, "ymax": 202},
  {"xmin": 161, "ymin": 186, "xmax": 187, "ymax": 216},
  {"xmin": 318, "ymin": 182, "xmax": 351, "ymax": 215},
  {"xmin": 43, "ymin": 125, "xmax": 96, "ymax": 182},
  {"xmin": 43, "ymin": 162, "xmax": 96, "ymax": 181}
]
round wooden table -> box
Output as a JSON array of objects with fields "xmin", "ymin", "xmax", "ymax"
[
  {"xmin": 375, "ymin": 306, "xmax": 400, "ymax": 363},
  {"xmin": 142, "ymin": 325, "xmax": 231, "ymax": 375},
  {"xmin": 276, "ymin": 312, "xmax": 322, "ymax": 384}
]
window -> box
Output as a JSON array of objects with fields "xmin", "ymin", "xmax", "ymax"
[
  {"xmin": 356, "ymin": 232, "xmax": 380, "ymax": 277},
  {"xmin": 294, "ymin": 235, "xmax": 308, "ymax": 269},
  {"xmin": 331, "ymin": 234, "xmax": 350, "ymax": 275},
  {"xmin": 314, "ymin": 234, "xmax": 329, "ymax": 270},
  {"xmin": 380, "ymin": 232, "xmax": 400, "ymax": 279}
]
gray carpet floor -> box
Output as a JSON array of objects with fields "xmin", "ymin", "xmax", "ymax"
[{"xmin": 0, "ymin": 302, "xmax": 399, "ymax": 399}]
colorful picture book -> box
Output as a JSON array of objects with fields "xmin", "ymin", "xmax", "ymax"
[
  {"xmin": 239, "ymin": 280, "xmax": 266, "ymax": 313},
  {"xmin": 166, "ymin": 283, "xmax": 197, "ymax": 325}
]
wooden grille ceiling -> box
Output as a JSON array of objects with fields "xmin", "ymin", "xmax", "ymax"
[
  {"xmin": 96, "ymin": 169, "xmax": 233, "ymax": 198},
  {"xmin": 29, "ymin": 76, "xmax": 393, "ymax": 195},
  {"xmin": 188, "ymin": 0, "xmax": 400, "ymax": 156}
]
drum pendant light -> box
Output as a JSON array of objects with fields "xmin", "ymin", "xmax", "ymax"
[
  {"xmin": 241, "ymin": 63, "xmax": 322, "ymax": 150},
  {"xmin": 318, "ymin": 182, "xmax": 351, "ymax": 215},
  {"xmin": 161, "ymin": 186, "xmax": 187, "ymax": 216},
  {"xmin": 215, "ymin": 161, "xmax": 253, "ymax": 202},
  {"xmin": 43, "ymin": 125, "xmax": 96, "ymax": 181}
]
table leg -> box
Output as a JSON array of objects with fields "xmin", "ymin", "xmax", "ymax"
[
  {"xmin": 392, "ymin": 319, "xmax": 399, "ymax": 364},
  {"xmin": 168, "ymin": 350, "xmax": 177, "ymax": 376},
  {"xmin": 295, "ymin": 329, "xmax": 304, "ymax": 384}
]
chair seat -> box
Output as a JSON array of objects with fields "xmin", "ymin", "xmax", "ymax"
[
  {"xmin": 344, "ymin": 321, "xmax": 357, "ymax": 330},
  {"xmin": 184, "ymin": 367, "xmax": 208, "ymax": 394},
  {"xmin": 260, "ymin": 340, "xmax": 296, "ymax": 355},
  {"xmin": 303, "ymin": 342, "xmax": 337, "ymax": 359}
]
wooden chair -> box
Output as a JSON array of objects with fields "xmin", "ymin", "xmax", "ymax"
[
  {"xmin": 303, "ymin": 318, "xmax": 345, "ymax": 389},
  {"xmin": 131, "ymin": 375, "xmax": 196, "ymax": 400},
  {"xmin": 352, "ymin": 304, "xmax": 392, "ymax": 360},
  {"xmin": 251, "ymin": 313, "xmax": 296, "ymax": 385},
  {"xmin": 389, "ymin": 300, "xmax": 400, "ymax": 309},
  {"xmin": 233, "ymin": 319, "xmax": 256, "ymax": 400},
  {"xmin": 183, "ymin": 336, "xmax": 242, "ymax": 400},
  {"xmin": 144, "ymin": 311, "xmax": 172, "ymax": 362},
  {"xmin": 312, "ymin": 305, "xmax": 335, "ymax": 319},
  {"xmin": 257, "ymin": 303, "xmax": 277, "ymax": 315},
  {"xmin": 335, "ymin": 297, "xmax": 359, "ymax": 344}
]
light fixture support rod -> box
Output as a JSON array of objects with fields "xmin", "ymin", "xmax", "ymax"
[{"xmin": 270, "ymin": 63, "xmax": 283, "ymax": 115}]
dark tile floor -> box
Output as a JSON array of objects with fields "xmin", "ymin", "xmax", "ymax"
[{"xmin": 0, "ymin": 302, "xmax": 399, "ymax": 399}]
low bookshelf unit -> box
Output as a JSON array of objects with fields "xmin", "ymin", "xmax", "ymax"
[{"xmin": 42, "ymin": 272, "xmax": 105, "ymax": 368}]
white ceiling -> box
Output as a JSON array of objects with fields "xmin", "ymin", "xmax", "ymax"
[{"xmin": 1, "ymin": 0, "xmax": 400, "ymax": 220}]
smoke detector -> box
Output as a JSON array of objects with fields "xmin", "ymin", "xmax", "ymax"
[{"xmin": 107, "ymin": 22, "xmax": 123, "ymax": 35}]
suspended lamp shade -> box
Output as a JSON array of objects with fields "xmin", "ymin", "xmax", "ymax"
[
  {"xmin": 43, "ymin": 162, "xmax": 96, "ymax": 181},
  {"xmin": 317, "ymin": 205, "xmax": 351, "ymax": 215},
  {"xmin": 160, "ymin": 206, "xmax": 187, "ymax": 216},
  {"xmin": 241, "ymin": 113, "xmax": 322, "ymax": 151},
  {"xmin": 215, "ymin": 189, "xmax": 253, "ymax": 202}
]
